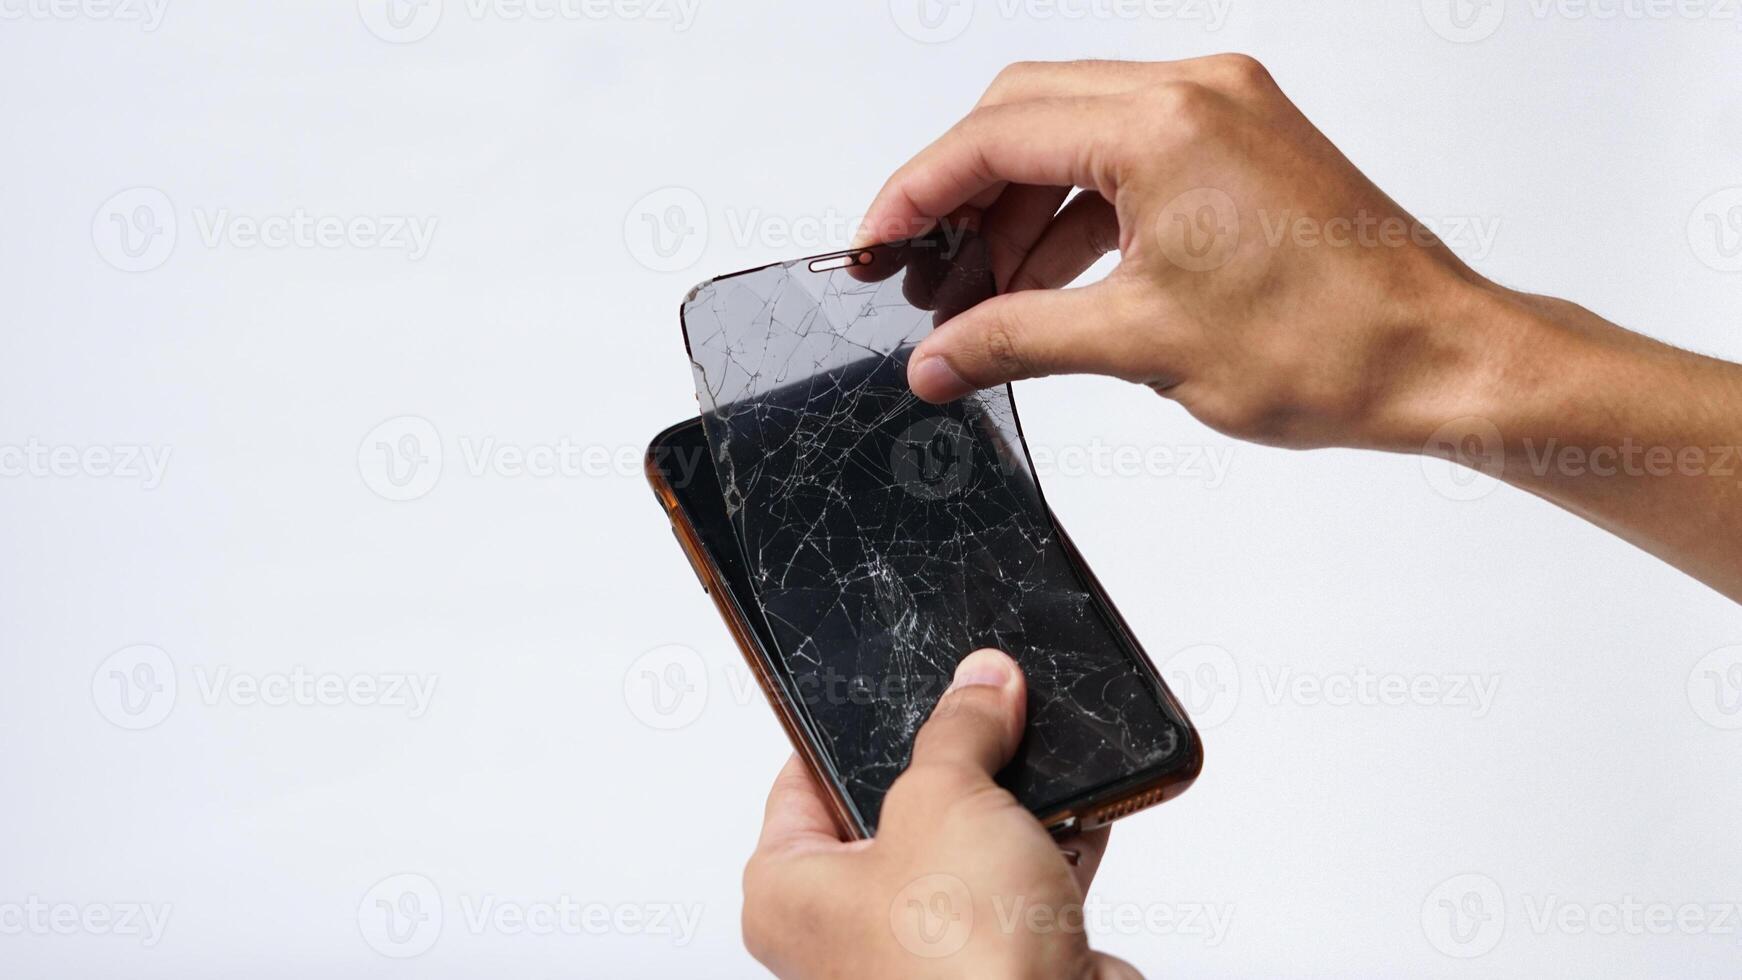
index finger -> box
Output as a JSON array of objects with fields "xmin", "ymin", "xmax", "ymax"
[
  {"xmin": 755, "ymin": 754, "xmax": 853, "ymax": 857},
  {"xmin": 851, "ymin": 95, "xmax": 1130, "ymax": 249}
]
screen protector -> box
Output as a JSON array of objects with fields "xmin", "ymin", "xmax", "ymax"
[{"xmin": 681, "ymin": 230, "xmax": 1186, "ymax": 830}]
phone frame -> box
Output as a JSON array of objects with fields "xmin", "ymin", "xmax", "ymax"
[{"xmin": 646, "ymin": 417, "xmax": 1202, "ymax": 841}]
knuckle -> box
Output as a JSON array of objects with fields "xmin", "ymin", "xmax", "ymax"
[
  {"xmin": 1207, "ymin": 52, "xmax": 1272, "ymax": 92},
  {"xmin": 978, "ymin": 309, "xmax": 1033, "ymax": 380},
  {"xmin": 1136, "ymin": 82, "xmax": 1217, "ymax": 140},
  {"xmin": 988, "ymin": 60, "xmax": 1040, "ymax": 96}
]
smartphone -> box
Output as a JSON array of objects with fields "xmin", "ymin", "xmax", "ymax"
[{"xmin": 646, "ymin": 415, "xmax": 1202, "ymax": 839}]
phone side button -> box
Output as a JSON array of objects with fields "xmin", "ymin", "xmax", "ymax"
[{"xmin": 670, "ymin": 523, "xmax": 710, "ymax": 594}]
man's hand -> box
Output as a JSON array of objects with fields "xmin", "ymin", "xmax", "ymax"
[
  {"xmin": 741, "ymin": 649, "xmax": 1141, "ymax": 980},
  {"xmin": 855, "ymin": 56, "xmax": 1742, "ymax": 601}
]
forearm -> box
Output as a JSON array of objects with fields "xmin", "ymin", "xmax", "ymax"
[{"xmin": 1440, "ymin": 283, "xmax": 1742, "ymax": 601}]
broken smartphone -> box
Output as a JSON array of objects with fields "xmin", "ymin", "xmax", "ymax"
[{"xmin": 645, "ymin": 230, "xmax": 1200, "ymax": 839}]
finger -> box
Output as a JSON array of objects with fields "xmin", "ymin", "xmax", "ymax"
[
  {"xmin": 852, "ymin": 96, "xmax": 1130, "ymax": 249},
  {"xmin": 756, "ymin": 754, "xmax": 849, "ymax": 856},
  {"xmin": 979, "ymin": 183, "xmax": 1073, "ymax": 291},
  {"xmin": 1007, "ymin": 190, "xmax": 1120, "ymax": 292},
  {"xmin": 978, "ymin": 59, "xmax": 1184, "ymax": 107},
  {"xmin": 979, "ymin": 55, "xmax": 1271, "ymax": 107},
  {"xmin": 905, "ymin": 648, "xmax": 1027, "ymax": 779},
  {"xmin": 1057, "ymin": 825, "xmax": 1112, "ymax": 892},
  {"xmin": 907, "ymin": 278, "xmax": 1176, "ymax": 401}
]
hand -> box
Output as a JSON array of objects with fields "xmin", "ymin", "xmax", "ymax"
[
  {"xmin": 741, "ymin": 649, "xmax": 1141, "ymax": 980},
  {"xmin": 855, "ymin": 57, "xmax": 1742, "ymax": 601},
  {"xmin": 855, "ymin": 55, "xmax": 1512, "ymax": 455}
]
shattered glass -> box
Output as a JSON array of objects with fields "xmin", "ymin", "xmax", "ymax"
[{"xmin": 682, "ymin": 231, "xmax": 1188, "ymax": 832}]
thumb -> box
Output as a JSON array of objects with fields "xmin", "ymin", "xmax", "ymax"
[
  {"xmin": 906, "ymin": 279, "xmax": 1163, "ymax": 402},
  {"xmin": 907, "ymin": 648, "xmax": 1028, "ymax": 778}
]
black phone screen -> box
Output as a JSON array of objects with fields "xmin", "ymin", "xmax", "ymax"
[{"xmin": 653, "ymin": 414, "xmax": 1193, "ymax": 834}]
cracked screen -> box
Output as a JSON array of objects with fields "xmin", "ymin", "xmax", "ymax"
[{"xmin": 682, "ymin": 231, "xmax": 1189, "ymax": 832}]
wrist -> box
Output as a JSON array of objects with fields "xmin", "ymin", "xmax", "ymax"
[{"xmin": 1389, "ymin": 275, "xmax": 1584, "ymax": 466}]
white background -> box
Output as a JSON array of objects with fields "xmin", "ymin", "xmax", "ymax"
[{"xmin": 2, "ymin": 0, "xmax": 1740, "ymax": 976}]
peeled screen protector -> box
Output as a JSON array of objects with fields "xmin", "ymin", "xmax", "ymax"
[{"xmin": 682, "ymin": 230, "xmax": 1189, "ymax": 832}]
